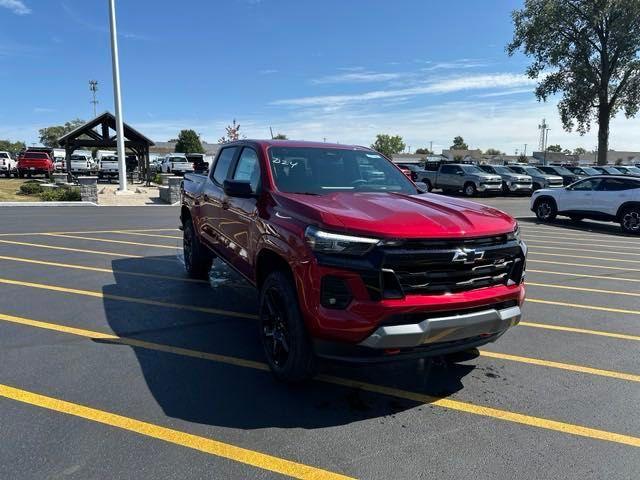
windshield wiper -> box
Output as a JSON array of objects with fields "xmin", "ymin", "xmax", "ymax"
[{"xmin": 289, "ymin": 192, "xmax": 319, "ymax": 196}]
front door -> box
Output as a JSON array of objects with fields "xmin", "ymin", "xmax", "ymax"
[{"xmin": 562, "ymin": 178, "xmax": 601, "ymax": 213}]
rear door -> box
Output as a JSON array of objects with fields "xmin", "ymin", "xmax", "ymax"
[
  {"xmin": 438, "ymin": 164, "xmax": 460, "ymax": 188},
  {"xmin": 594, "ymin": 178, "xmax": 640, "ymax": 216},
  {"xmin": 198, "ymin": 146, "xmax": 239, "ymax": 259}
]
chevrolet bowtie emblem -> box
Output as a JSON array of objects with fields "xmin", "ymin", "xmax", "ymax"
[{"xmin": 452, "ymin": 248, "xmax": 485, "ymax": 264}]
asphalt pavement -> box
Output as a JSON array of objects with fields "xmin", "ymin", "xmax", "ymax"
[{"xmin": 0, "ymin": 199, "xmax": 638, "ymax": 479}]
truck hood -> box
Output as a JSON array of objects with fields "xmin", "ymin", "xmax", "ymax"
[{"xmin": 273, "ymin": 191, "xmax": 516, "ymax": 239}]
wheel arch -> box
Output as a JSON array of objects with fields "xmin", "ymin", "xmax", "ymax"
[
  {"xmin": 255, "ymin": 248, "xmax": 293, "ymax": 289},
  {"xmin": 616, "ymin": 201, "xmax": 640, "ymax": 219}
]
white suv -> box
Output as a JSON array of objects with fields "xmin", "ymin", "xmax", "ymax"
[
  {"xmin": 531, "ymin": 176, "xmax": 640, "ymax": 234},
  {"xmin": 0, "ymin": 151, "xmax": 16, "ymax": 177}
]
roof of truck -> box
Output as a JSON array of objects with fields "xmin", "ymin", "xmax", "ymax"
[{"xmin": 229, "ymin": 139, "xmax": 372, "ymax": 150}]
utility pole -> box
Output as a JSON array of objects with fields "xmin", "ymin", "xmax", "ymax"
[
  {"xmin": 543, "ymin": 128, "xmax": 551, "ymax": 166},
  {"xmin": 269, "ymin": 126, "xmax": 274, "ymax": 139},
  {"xmin": 108, "ymin": 0, "xmax": 127, "ymax": 192},
  {"xmin": 429, "ymin": 140, "xmax": 433, "ymax": 153},
  {"xmin": 524, "ymin": 143, "xmax": 527, "ymax": 157},
  {"xmin": 89, "ymin": 80, "xmax": 99, "ymax": 118}
]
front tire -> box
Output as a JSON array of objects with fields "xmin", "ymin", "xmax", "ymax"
[
  {"xmin": 620, "ymin": 206, "xmax": 640, "ymax": 234},
  {"xmin": 260, "ymin": 271, "xmax": 315, "ymax": 383},
  {"xmin": 183, "ymin": 217, "xmax": 213, "ymax": 279},
  {"xmin": 463, "ymin": 182, "xmax": 477, "ymax": 197},
  {"xmin": 534, "ymin": 198, "xmax": 557, "ymax": 222}
]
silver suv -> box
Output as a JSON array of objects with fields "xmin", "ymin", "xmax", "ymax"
[
  {"xmin": 508, "ymin": 165, "xmax": 563, "ymax": 191},
  {"xmin": 479, "ymin": 164, "xmax": 533, "ymax": 194}
]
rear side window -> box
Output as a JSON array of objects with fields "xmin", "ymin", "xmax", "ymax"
[
  {"xmin": 440, "ymin": 165, "xmax": 455, "ymax": 174},
  {"xmin": 212, "ymin": 147, "xmax": 237, "ymax": 184},
  {"xmin": 600, "ymin": 178, "xmax": 640, "ymax": 191}
]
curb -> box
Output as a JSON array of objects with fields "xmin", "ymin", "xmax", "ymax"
[{"xmin": 0, "ymin": 202, "xmax": 98, "ymax": 207}]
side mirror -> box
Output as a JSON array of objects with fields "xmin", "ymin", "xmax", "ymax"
[
  {"xmin": 456, "ymin": 171, "xmax": 464, "ymax": 175},
  {"xmin": 223, "ymin": 179, "xmax": 255, "ymax": 198},
  {"xmin": 415, "ymin": 181, "xmax": 428, "ymax": 193}
]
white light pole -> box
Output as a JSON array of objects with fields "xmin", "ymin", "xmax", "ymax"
[{"xmin": 108, "ymin": 0, "xmax": 127, "ymax": 192}]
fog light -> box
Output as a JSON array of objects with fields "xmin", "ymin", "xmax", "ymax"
[{"xmin": 321, "ymin": 276, "xmax": 352, "ymax": 309}]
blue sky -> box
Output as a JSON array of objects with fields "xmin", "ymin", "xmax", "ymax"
[{"xmin": 2, "ymin": 0, "xmax": 640, "ymax": 152}]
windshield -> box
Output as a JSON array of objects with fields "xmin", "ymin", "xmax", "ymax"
[
  {"xmin": 26, "ymin": 152, "xmax": 48, "ymax": 159},
  {"xmin": 461, "ymin": 165, "xmax": 484, "ymax": 174},
  {"xmin": 102, "ymin": 156, "xmax": 118, "ymax": 162},
  {"xmin": 604, "ymin": 167, "xmax": 621, "ymax": 174},
  {"xmin": 70, "ymin": 155, "xmax": 87, "ymax": 161},
  {"xmin": 0, "ymin": 153, "xmax": 9, "ymax": 158},
  {"xmin": 523, "ymin": 167, "xmax": 542, "ymax": 175},
  {"xmin": 625, "ymin": 166, "xmax": 640, "ymax": 174},
  {"xmin": 267, "ymin": 147, "xmax": 417, "ymax": 195},
  {"xmin": 581, "ymin": 167, "xmax": 600, "ymax": 175},
  {"xmin": 170, "ymin": 157, "xmax": 188, "ymax": 163},
  {"xmin": 492, "ymin": 166, "xmax": 512, "ymax": 174},
  {"xmin": 552, "ymin": 166, "xmax": 573, "ymax": 175}
]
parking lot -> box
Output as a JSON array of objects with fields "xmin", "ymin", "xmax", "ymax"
[{"xmin": 0, "ymin": 201, "xmax": 638, "ymax": 479}]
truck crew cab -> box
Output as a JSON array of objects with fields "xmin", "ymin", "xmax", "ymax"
[{"xmin": 181, "ymin": 140, "xmax": 527, "ymax": 381}]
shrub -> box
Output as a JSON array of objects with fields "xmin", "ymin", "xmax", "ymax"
[
  {"xmin": 40, "ymin": 187, "xmax": 81, "ymax": 202},
  {"xmin": 19, "ymin": 182, "xmax": 44, "ymax": 195}
]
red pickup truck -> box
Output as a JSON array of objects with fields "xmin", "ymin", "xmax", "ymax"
[
  {"xmin": 181, "ymin": 140, "xmax": 527, "ymax": 381},
  {"xmin": 17, "ymin": 151, "xmax": 54, "ymax": 178}
]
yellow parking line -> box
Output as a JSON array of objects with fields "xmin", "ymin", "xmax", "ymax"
[
  {"xmin": 479, "ymin": 351, "xmax": 640, "ymax": 383},
  {"xmin": 0, "ymin": 256, "xmax": 206, "ymax": 284},
  {"xmin": 45, "ymin": 233, "xmax": 176, "ymax": 250},
  {"xmin": 528, "ymin": 259, "xmax": 640, "ymax": 273},
  {"xmin": 528, "ymin": 298, "xmax": 640, "ymax": 316},
  {"xmin": 527, "ymin": 269, "xmax": 640, "ymax": 283},
  {"xmin": 525, "ymin": 238, "xmax": 640, "ymax": 251},
  {"xmin": 0, "ymin": 228, "xmax": 179, "ymax": 237},
  {"xmin": 1, "ymin": 313, "xmax": 639, "ymax": 449},
  {"xmin": 529, "ymin": 252, "xmax": 640, "ymax": 265},
  {"xmin": 0, "ymin": 239, "xmax": 145, "ymax": 258},
  {"xmin": 0, "ymin": 382, "xmax": 351, "ymax": 480},
  {"xmin": 528, "ymin": 282, "xmax": 640, "ymax": 298},
  {"xmin": 112, "ymin": 231, "xmax": 182, "ymax": 240},
  {"xmin": 529, "ymin": 244, "xmax": 640, "ymax": 257},
  {"xmin": 0, "ymin": 277, "xmax": 257, "ymax": 320},
  {"xmin": 520, "ymin": 321, "xmax": 640, "ymax": 342}
]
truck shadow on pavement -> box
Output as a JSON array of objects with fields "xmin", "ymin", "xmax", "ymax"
[
  {"xmin": 519, "ymin": 216, "xmax": 634, "ymax": 236},
  {"xmin": 99, "ymin": 256, "xmax": 476, "ymax": 429}
]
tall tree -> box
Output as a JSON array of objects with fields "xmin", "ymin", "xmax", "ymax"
[
  {"xmin": 0, "ymin": 139, "xmax": 26, "ymax": 154},
  {"xmin": 370, "ymin": 134, "xmax": 406, "ymax": 158},
  {"xmin": 38, "ymin": 119, "xmax": 85, "ymax": 147},
  {"xmin": 508, "ymin": 0, "xmax": 640, "ymax": 165},
  {"xmin": 218, "ymin": 119, "xmax": 243, "ymax": 144},
  {"xmin": 450, "ymin": 136, "xmax": 468, "ymax": 150},
  {"xmin": 484, "ymin": 148, "xmax": 503, "ymax": 155},
  {"xmin": 573, "ymin": 147, "xmax": 587, "ymax": 155},
  {"xmin": 174, "ymin": 129, "xmax": 205, "ymax": 154}
]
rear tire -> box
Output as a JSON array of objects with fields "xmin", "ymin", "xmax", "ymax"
[
  {"xmin": 183, "ymin": 217, "xmax": 213, "ymax": 279},
  {"xmin": 534, "ymin": 198, "xmax": 557, "ymax": 222},
  {"xmin": 260, "ymin": 271, "xmax": 316, "ymax": 383},
  {"xmin": 620, "ymin": 206, "xmax": 640, "ymax": 234}
]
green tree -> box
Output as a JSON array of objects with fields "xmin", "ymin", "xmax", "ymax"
[
  {"xmin": 517, "ymin": 153, "xmax": 529, "ymax": 163},
  {"xmin": 450, "ymin": 136, "xmax": 468, "ymax": 150},
  {"xmin": 273, "ymin": 133, "xmax": 288, "ymax": 140},
  {"xmin": 0, "ymin": 139, "xmax": 26, "ymax": 154},
  {"xmin": 573, "ymin": 147, "xmax": 587, "ymax": 155},
  {"xmin": 485, "ymin": 148, "xmax": 503, "ymax": 155},
  {"xmin": 546, "ymin": 144, "xmax": 563, "ymax": 152},
  {"xmin": 174, "ymin": 129, "xmax": 205, "ymax": 154},
  {"xmin": 415, "ymin": 147, "xmax": 433, "ymax": 155},
  {"xmin": 370, "ymin": 134, "xmax": 406, "ymax": 158},
  {"xmin": 508, "ymin": 1, "xmax": 640, "ymax": 165},
  {"xmin": 38, "ymin": 119, "xmax": 85, "ymax": 147}
]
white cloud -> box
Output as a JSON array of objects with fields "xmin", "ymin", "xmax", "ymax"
[
  {"xmin": 272, "ymin": 73, "xmax": 537, "ymax": 107},
  {"xmin": 311, "ymin": 72, "xmax": 403, "ymax": 85},
  {"xmin": 0, "ymin": 0, "xmax": 30, "ymax": 15}
]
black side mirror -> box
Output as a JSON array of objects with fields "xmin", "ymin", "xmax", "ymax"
[
  {"xmin": 223, "ymin": 179, "xmax": 255, "ymax": 198},
  {"xmin": 415, "ymin": 181, "xmax": 428, "ymax": 193}
]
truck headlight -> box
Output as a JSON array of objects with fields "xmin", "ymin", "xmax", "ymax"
[
  {"xmin": 506, "ymin": 223, "xmax": 521, "ymax": 242},
  {"xmin": 305, "ymin": 226, "xmax": 379, "ymax": 255}
]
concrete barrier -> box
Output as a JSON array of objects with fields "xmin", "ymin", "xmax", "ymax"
[
  {"xmin": 78, "ymin": 176, "xmax": 98, "ymax": 204},
  {"xmin": 159, "ymin": 176, "xmax": 181, "ymax": 204}
]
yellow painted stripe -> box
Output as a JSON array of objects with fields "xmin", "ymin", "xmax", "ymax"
[
  {"xmin": 528, "ymin": 282, "xmax": 640, "ymax": 298},
  {"xmin": 528, "ymin": 298, "xmax": 640, "ymax": 316},
  {"xmin": 0, "ymin": 256, "xmax": 206, "ymax": 284},
  {"xmin": 0, "ymin": 228, "xmax": 179, "ymax": 237},
  {"xmin": 528, "ymin": 259, "xmax": 640, "ymax": 273},
  {"xmin": 0, "ymin": 383, "xmax": 352, "ymax": 480},
  {"xmin": 527, "ymin": 269, "xmax": 640, "ymax": 283},
  {"xmin": 529, "ymin": 252, "xmax": 640, "ymax": 265},
  {"xmin": 0, "ymin": 277, "xmax": 257, "ymax": 320},
  {"xmin": 45, "ymin": 233, "xmax": 175, "ymax": 250},
  {"xmin": 530, "ymin": 244, "xmax": 640, "ymax": 258},
  {"xmin": 1, "ymin": 312, "xmax": 639, "ymax": 449},
  {"xmin": 0, "ymin": 239, "xmax": 144, "ymax": 258},
  {"xmin": 112, "ymin": 231, "xmax": 182, "ymax": 240},
  {"xmin": 520, "ymin": 321, "xmax": 640, "ymax": 342},
  {"xmin": 479, "ymin": 350, "xmax": 640, "ymax": 383},
  {"xmin": 526, "ymin": 238, "xmax": 640, "ymax": 251}
]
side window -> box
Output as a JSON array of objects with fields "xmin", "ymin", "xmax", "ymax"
[
  {"xmin": 600, "ymin": 178, "xmax": 638, "ymax": 191},
  {"xmin": 440, "ymin": 165, "xmax": 454, "ymax": 174},
  {"xmin": 571, "ymin": 179, "xmax": 600, "ymax": 191},
  {"xmin": 212, "ymin": 147, "xmax": 237, "ymax": 184},
  {"xmin": 233, "ymin": 148, "xmax": 261, "ymax": 192}
]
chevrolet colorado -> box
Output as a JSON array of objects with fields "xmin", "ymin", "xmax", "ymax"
[{"xmin": 181, "ymin": 140, "xmax": 527, "ymax": 381}]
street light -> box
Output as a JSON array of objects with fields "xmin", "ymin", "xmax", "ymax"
[{"xmin": 108, "ymin": 0, "xmax": 127, "ymax": 192}]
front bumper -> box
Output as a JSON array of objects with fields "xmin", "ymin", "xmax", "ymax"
[
  {"xmin": 477, "ymin": 183, "xmax": 502, "ymax": 192},
  {"xmin": 508, "ymin": 183, "xmax": 533, "ymax": 192},
  {"xmin": 358, "ymin": 304, "xmax": 521, "ymax": 349}
]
